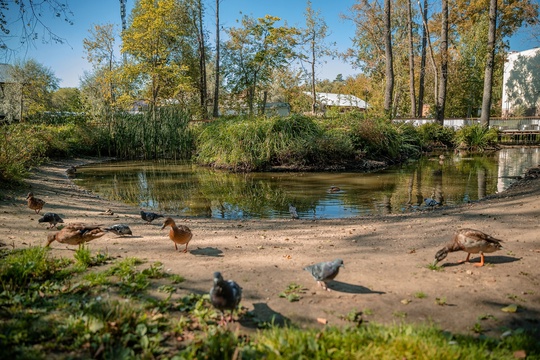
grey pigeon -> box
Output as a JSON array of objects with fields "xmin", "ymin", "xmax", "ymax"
[
  {"xmin": 424, "ymin": 198, "xmax": 440, "ymax": 209},
  {"xmin": 140, "ymin": 210, "xmax": 164, "ymax": 224},
  {"xmin": 304, "ymin": 259, "xmax": 344, "ymax": 291},
  {"xmin": 38, "ymin": 212, "xmax": 64, "ymax": 229},
  {"xmin": 104, "ymin": 224, "xmax": 133, "ymax": 236},
  {"xmin": 210, "ymin": 271, "xmax": 242, "ymax": 325},
  {"xmin": 288, "ymin": 203, "xmax": 299, "ymax": 219}
]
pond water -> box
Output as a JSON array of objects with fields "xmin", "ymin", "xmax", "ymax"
[{"xmin": 74, "ymin": 147, "xmax": 540, "ymax": 220}]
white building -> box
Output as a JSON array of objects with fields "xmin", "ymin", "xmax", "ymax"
[
  {"xmin": 501, "ymin": 48, "xmax": 540, "ymax": 117},
  {"xmin": 303, "ymin": 92, "xmax": 369, "ymax": 112}
]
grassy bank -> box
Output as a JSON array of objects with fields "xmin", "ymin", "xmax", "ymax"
[{"xmin": 0, "ymin": 246, "xmax": 537, "ymax": 359}]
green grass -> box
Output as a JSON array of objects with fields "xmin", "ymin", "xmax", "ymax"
[{"xmin": 1, "ymin": 247, "xmax": 539, "ymax": 359}]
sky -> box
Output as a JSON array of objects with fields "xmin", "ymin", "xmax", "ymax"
[{"xmin": 1, "ymin": 0, "xmax": 537, "ymax": 88}]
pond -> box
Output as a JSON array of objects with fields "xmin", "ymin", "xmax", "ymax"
[{"xmin": 74, "ymin": 147, "xmax": 540, "ymax": 220}]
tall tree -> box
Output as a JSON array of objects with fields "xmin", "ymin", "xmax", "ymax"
[
  {"xmin": 417, "ymin": 0, "xmax": 428, "ymax": 117},
  {"xmin": 222, "ymin": 15, "xmax": 299, "ymax": 115},
  {"xmin": 212, "ymin": 0, "xmax": 220, "ymax": 118},
  {"xmin": 383, "ymin": 0, "xmax": 394, "ymax": 116},
  {"xmin": 406, "ymin": 0, "xmax": 416, "ymax": 117},
  {"xmin": 435, "ymin": 0, "xmax": 449, "ymax": 125},
  {"xmin": 480, "ymin": 0, "xmax": 497, "ymax": 126},
  {"xmin": 300, "ymin": 0, "xmax": 331, "ymax": 114}
]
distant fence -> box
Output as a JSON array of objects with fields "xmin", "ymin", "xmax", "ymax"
[{"xmin": 394, "ymin": 117, "xmax": 540, "ymax": 131}]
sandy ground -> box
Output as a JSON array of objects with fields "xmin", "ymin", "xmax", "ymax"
[{"xmin": 1, "ymin": 157, "xmax": 539, "ymax": 339}]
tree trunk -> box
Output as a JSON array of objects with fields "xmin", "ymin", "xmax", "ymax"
[
  {"xmin": 417, "ymin": 0, "xmax": 428, "ymax": 117},
  {"xmin": 383, "ymin": 0, "xmax": 394, "ymax": 117},
  {"xmin": 310, "ymin": 32, "xmax": 317, "ymax": 114},
  {"xmin": 407, "ymin": 0, "xmax": 416, "ymax": 117},
  {"xmin": 197, "ymin": 0, "xmax": 208, "ymax": 118},
  {"xmin": 480, "ymin": 0, "xmax": 497, "ymax": 127},
  {"xmin": 436, "ymin": 0, "xmax": 448, "ymax": 125},
  {"xmin": 212, "ymin": 0, "xmax": 220, "ymax": 118}
]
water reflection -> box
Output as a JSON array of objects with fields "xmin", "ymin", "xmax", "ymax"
[{"xmin": 74, "ymin": 148, "xmax": 540, "ymax": 219}]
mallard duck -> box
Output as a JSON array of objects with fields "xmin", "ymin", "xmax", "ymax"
[
  {"xmin": 433, "ymin": 228, "xmax": 503, "ymax": 267},
  {"xmin": 104, "ymin": 224, "xmax": 133, "ymax": 236},
  {"xmin": 26, "ymin": 192, "xmax": 45, "ymax": 214},
  {"xmin": 46, "ymin": 223, "xmax": 106, "ymax": 247},
  {"xmin": 210, "ymin": 271, "xmax": 242, "ymax": 325},
  {"xmin": 288, "ymin": 203, "xmax": 299, "ymax": 219},
  {"xmin": 161, "ymin": 217, "xmax": 192, "ymax": 252},
  {"xmin": 140, "ymin": 210, "xmax": 164, "ymax": 224},
  {"xmin": 38, "ymin": 212, "xmax": 64, "ymax": 229},
  {"xmin": 304, "ymin": 259, "xmax": 344, "ymax": 291}
]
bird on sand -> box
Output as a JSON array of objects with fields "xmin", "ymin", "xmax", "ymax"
[
  {"xmin": 104, "ymin": 224, "xmax": 133, "ymax": 236},
  {"xmin": 46, "ymin": 223, "xmax": 106, "ymax": 247},
  {"xmin": 288, "ymin": 203, "xmax": 299, "ymax": 219},
  {"xmin": 161, "ymin": 217, "xmax": 193, "ymax": 252},
  {"xmin": 26, "ymin": 192, "xmax": 45, "ymax": 214},
  {"xmin": 304, "ymin": 259, "xmax": 344, "ymax": 291},
  {"xmin": 433, "ymin": 228, "xmax": 503, "ymax": 267},
  {"xmin": 210, "ymin": 271, "xmax": 242, "ymax": 325},
  {"xmin": 140, "ymin": 210, "xmax": 164, "ymax": 224},
  {"xmin": 38, "ymin": 212, "xmax": 64, "ymax": 229}
]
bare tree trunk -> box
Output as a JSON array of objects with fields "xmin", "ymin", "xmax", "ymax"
[
  {"xmin": 212, "ymin": 0, "xmax": 220, "ymax": 118},
  {"xmin": 120, "ymin": 0, "xmax": 127, "ymax": 63},
  {"xmin": 480, "ymin": 0, "xmax": 497, "ymax": 127},
  {"xmin": 384, "ymin": 0, "xmax": 394, "ymax": 117},
  {"xmin": 196, "ymin": 0, "xmax": 208, "ymax": 118},
  {"xmin": 311, "ymin": 38, "xmax": 317, "ymax": 114},
  {"xmin": 436, "ymin": 0, "xmax": 448, "ymax": 125},
  {"xmin": 417, "ymin": 0, "xmax": 427, "ymax": 117},
  {"xmin": 407, "ymin": 0, "xmax": 416, "ymax": 117}
]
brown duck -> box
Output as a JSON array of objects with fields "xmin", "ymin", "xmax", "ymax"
[
  {"xmin": 26, "ymin": 192, "xmax": 45, "ymax": 214},
  {"xmin": 46, "ymin": 223, "xmax": 106, "ymax": 247},
  {"xmin": 433, "ymin": 228, "xmax": 503, "ymax": 267},
  {"xmin": 161, "ymin": 217, "xmax": 193, "ymax": 253}
]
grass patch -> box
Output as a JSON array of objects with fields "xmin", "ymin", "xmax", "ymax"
[{"xmin": 279, "ymin": 283, "xmax": 306, "ymax": 302}]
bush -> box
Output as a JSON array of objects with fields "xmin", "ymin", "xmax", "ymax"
[
  {"xmin": 454, "ymin": 124, "xmax": 499, "ymax": 151},
  {"xmin": 416, "ymin": 122, "xmax": 455, "ymax": 150}
]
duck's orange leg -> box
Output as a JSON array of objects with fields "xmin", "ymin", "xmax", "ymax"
[
  {"xmin": 458, "ymin": 253, "xmax": 471, "ymax": 264},
  {"xmin": 174, "ymin": 243, "xmax": 178, "ymax": 251},
  {"xmin": 182, "ymin": 244, "xmax": 188, "ymax": 253},
  {"xmin": 473, "ymin": 253, "xmax": 485, "ymax": 267}
]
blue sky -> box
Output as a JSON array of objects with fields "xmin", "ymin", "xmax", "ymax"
[{"xmin": 1, "ymin": 0, "xmax": 536, "ymax": 88}]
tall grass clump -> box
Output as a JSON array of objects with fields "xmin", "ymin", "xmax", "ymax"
[
  {"xmin": 108, "ymin": 106, "xmax": 195, "ymax": 160},
  {"xmin": 454, "ymin": 124, "xmax": 499, "ymax": 151},
  {"xmin": 416, "ymin": 122, "xmax": 455, "ymax": 150},
  {"xmin": 196, "ymin": 115, "xmax": 353, "ymax": 171}
]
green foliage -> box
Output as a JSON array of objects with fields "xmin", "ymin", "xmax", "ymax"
[
  {"xmin": 278, "ymin": 283, "xmax": 305, "ymax": 302},
  {"xmin": 416, "ymin": 122, "xmax": 456, "ymax": 149},
  {"xmin": 454, "ymin": 124, "xmax": 499, "ymax": 151}
]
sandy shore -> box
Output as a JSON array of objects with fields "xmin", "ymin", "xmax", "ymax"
[{"xmin": 1, "ymin": 157, "xmax": 539, "ymax": 338}]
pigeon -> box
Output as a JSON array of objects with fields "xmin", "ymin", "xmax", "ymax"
[
  {"xmin": 104, "ymin": 224, "xmax": 133, "ymax": 236},
  {"xmin": 140, "ymin": 210, "xmax": 164, "ymax": 224},
  {"xmin": 424, "ymin": 198, "xmax": 440, "ymax": 208},
  {"xmin": 46, "ymin": 223, "xmax": 106, "ymax": 247},
  {"xmin": 26, "ymin": 192, "xmax": 45, "ymax": 214},
  {"xmin": 161, "ymin": 217, "xmax": 193, "ymax": 252},
  {"xmin": 38, "ymin": 212, "xmax": 64, "ymax": 229},
  {"xmin": 304, "ymin": 259, "xmax": 344, "ymax": 291},
  {"xmin": 433, "ymin": 228, "xmax": 503, "ymax": 267},
  {"xmin": 210, "ymin": 271, "xmax": 242, "ymax": 325},
  {"xmin": 288, "ymin": 203, "xmax": 299, "ymax": 219}
]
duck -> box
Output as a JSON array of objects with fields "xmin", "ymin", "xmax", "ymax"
[
  {"xmin": 303, "ymin": 259, "xmax": 344, "ymax": 291},
  {"xmin": 26, "ymin": 192, "xmax": 45, "ymax": 214},
  {"xmin": 161, "ymin": 217, "xmax": 192, "ymax": 252},
  {"xmin": 433, "ymin": 228, "xmax": 503, "ymax": 267},
  {"xmin": 424, "ymin": 197, "xmax": 440, "ymax": 208},
  {"xmin": 140, "ymin": 210, "xmax": 164, "ymax": 224},
  {"xmin": 66, "ymin": 166, "xmax": 77, "ymax": 176},
  {"xmin": 38, "ymin": 212, "xmax": 64, "ymax": 229},
  {"xmin": 328, "ymin": 186, "xmax": 341, "ymax": 193},
  {"xmin": 104, "ymin": 224, "xmax": 133, "ymax": 236},
  {"xmin": 46, "ymin": 223, "xmax": 106, "ymax": 247},
  {"xmin": 210, "ymin": 271, "xmax": 242, "ymax": 325},
  {"xmin": 288, "ymin": 203, "xmax": 299, "ymax": 219}
]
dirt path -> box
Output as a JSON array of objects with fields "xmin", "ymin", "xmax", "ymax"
[{"xmin": 1, "ymin": 157, "xmax": 539, "ymax": 338}]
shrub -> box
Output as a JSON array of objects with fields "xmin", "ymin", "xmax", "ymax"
[{"xmin": 454, "ymin": 124, "xmax": 499, "ymax": 151}]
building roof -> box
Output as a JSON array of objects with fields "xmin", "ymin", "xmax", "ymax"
[{"xmin": 304, "ymin": 92, "xmax": 369, "ymax": 109}]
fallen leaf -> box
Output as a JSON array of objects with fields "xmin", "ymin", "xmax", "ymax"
[
  {"xmin": 513, "ymin": 350, "xmax": 526, "ymax": 359},
  {"xmin": 501, "ymin": 304, "xmax": 518, "ymax": 313},
  {"xmin": 401, "ymin": 299, "xmax": 411, "ymax": 305},
  {"xmin": 317, "ymin": 318, "xmax": 328, "ymax": 324}
]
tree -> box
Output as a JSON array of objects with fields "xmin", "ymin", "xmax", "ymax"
[
  {"xmin": 51, "ymin": 87, "xmax": 83, "ymax": 112},
  {"xmin": 121, "ymin": 0, "xmax": 193, "ymax": 113},
  {"xmin": 2, "ymin": 59, "xmax": 58, "ymax": 121},
  {"xmin": 406, "ymin": 0, "xmax": 416, "ymax": 117},
  {"xmin": 0, "ymin": 0, "xmax": 73, "ymax": 59},
  {"xmin": 300, "ymin": 0, "xmax": 332, "ymax": 114},
  {"xmin": 480, "ymin": 0, "xmax": 497, "ymax": 126},
  {"xmin": 417, "ymin": 0, "xmax": 428, "ymax": 117},
  {"xmin": 212, "ymin": 0, "xmax": 220, "ymax": 118},
  {"xmin": 435, "ymin": 0, "xmax": 449, "ymax": 125},
  {"xmin": 383, "ymin": 0, "xmax": 394, "ymax": 116},
  {"xmin": 222, "ymin": 15, "xmax": 299, "ymax": 115}
]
